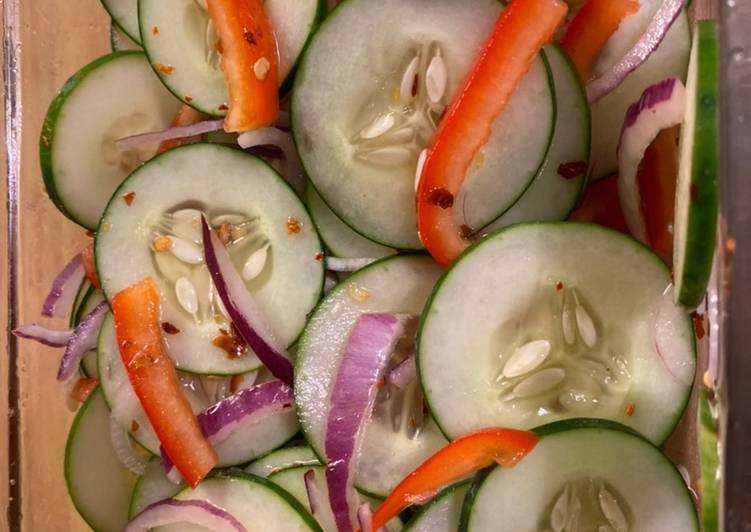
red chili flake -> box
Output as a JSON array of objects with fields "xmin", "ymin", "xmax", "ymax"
[
  {"xmin": 70, "ymin": 378, "xmax": 98, "ymax": 403},
  {"xmin": 122, "ymin": 191, "xmax": 136, "ymax": 206},
  {"xmin": 556, "ymin": 281, "xmax": 564, "ymax": 291},
  {"xmin": 427, "ymin": 187, "xmax": 454, "ymax": 209},
  {"xmin": 287, "ymin": 217, "xmax": 302, "ymax": 234},
  {"xmin": 230, "ymin": 375, "xmax": 244, "ymax": 393},
  {"xmin": 692, "ymin": 312, "xmax": 706, "ymax": 340},
  {"xmin": 243, "ymin": 31, "xmax": 256, "ymax": 45},
  {"xmin": 218, "ymin": 103, "xmax": 229, "ymax": 112},
  {"xmin": 459, "ymin": 224, "xmax": 474, "ymax": 239},
  {"xmin": 726, "ymin": 237, "xmax": 737, "ymax": 253},
  {"xmin": 185, "ymin": 95, "xmax": 193, "ymax": 103},
  {"xmin": 85, "ymin": 230, "xmax": 96, "ymax": 238},
  {"xmin": 557, "ymin": 161, "xmax": 587, "ymax": 180},
  {"xmin": 212, "ymin": 327, "xmax": 248, "ymax": 359},
  {"xmin": 152, "ymin": 25, "xmax": 159, "ymax": 35},
  {"xmin": 217, "ymin": 223, "xmax": 233, "ymax": 245},
  {"xmin": 131, "ymin": 420, "xmax": 140, "ymax": 432},
  {"xmin": 155, "ymin": 63, "xmax": 175, "ymax": 75},
  {"xmin": 314, "ymin": 252, "xmax": 324, "ymax": 261},
  {"xmin": 161, "ymin": 322, "xmax": 180, "ymax": 335},
  {"xmin": 411, "ymin": 74, "xmax": 419, "ymax": 97},
  {"xmin": 624, "ymin": 403, "xmax": 636, "ymax": 416}
]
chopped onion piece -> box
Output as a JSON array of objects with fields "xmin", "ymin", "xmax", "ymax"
[
  {"xmin": 201, "ymin": 216, "xmax": 294, "ymax": 385},
  {"xmin": 13, "ymin": 325, "xmax": 73, "ymax": 347},
  {"xmin": 237, "ymin": 127, "xmax": 304, "ymax": 194},
  {"xmin": 109, "ymin": 413, "xmax": 148, "ymax": 475},
  {"xmin": 387, "ymin": 353, "xmax": 417, "ymax": 390},
  {"xmin": 125, "ymin": 498, "xmax": 247, "ymax": 532},
  {"xmin": 42, "ymin": 253, "xmax": 85, "ymax": 318},
  {"xmin": 587, "ymin": 0, "xmax": 685, "ymax": 102},
  {"xmin": 325, "ymin": 257, "xmax": 380, "ymax": 272},
  {"xmin": 325, "ymin": 313, "xmax": 414, "ymax": 532},
  {"xmin": 617, "ymin": 77, "xmax": 685, "ymax": 243},
  {"xmin": 115, "ymin": 119, "xmax": 225, "ymax": 151},
  {"xmin": 57, "ymin": 301, "xmax": 108, "ymax": 382}
]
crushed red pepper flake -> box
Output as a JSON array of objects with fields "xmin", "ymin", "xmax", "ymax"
[
  {"xmin": 185, "ymin": 95, "xmax": 193, "ymax": 103},
  {"xmin": 726, "ymin": 237, "xmax": 737, "ymax": 253},
  {"xmin": 692, "ymin": 312, "xmax": 706, "ymax": 340},
  {"xmin": 218, "ymin": 103, "xmax": 229, "ymax": 112},
  {"xmin": 314, "ymin": 252, "xmax": 324, "ymax": 261},
  {"xmin": 153, "ymin": 236, "xmax": 173, "ymax": 252},
  {"xmin": 155, "ymin": 63, "xmax": 175, "ymax": 75},
  {"xmin": 287, "ymin": 217, "xmax": 302, "ymax": 234},
  {"xmin": 85, "ymin": 230, "xmax": 96, "ymax": 238},
  {"xmin": 212, "ymin": 326, "xmax": 248, "ymax": 359},
  {"xmin": 459, "ymin": 224, "xmax": 474, "ymax": 239},
  {"xmin": 427, "ymin": 187, "xmax": 454, "ymax": 209},
  {"xmin": 122, "ymin": 191, "xmax": 136, "ymax": 206},
  {"xmin": 161, "ymin": 322, "xmax": 180, "ymax": 335},
  {"xmin": 624, "ymin": 403, "xmax": 636, "ymax": 417},
  {"xmin": 556, "ymin": 281, "xmax": 564, "ymax": 291},
  {"xmin": 217, "ymin": 223, "xmax": 233, "ymax": 245},
  {"xmin": 557, "ymin": 161, "xmax": 587, "ymax": 180},
  {"xmin": 243, "ymin": 31, "xmax": 257, "ymax": 45},
  {"xmin": 152, "ymin": 25, "xmax": 159, "ymax": 35},
  {"xmin": 131, "ymin": 420, "xmax": 140, "ymax": 432}
]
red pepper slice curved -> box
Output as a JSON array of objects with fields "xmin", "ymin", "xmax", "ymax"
[
  {"xmin": 559, "ymin": 0, "xmax": 640, "ymax": 81},
  {"xmin": 568, "ymin": 174, "xmax": 629, "ymax": 233},
  {"xmin": 207, "ymin": 0, "xmax": 279, "ymax": 132},
  {"xmin": 113, "ymin": 277, "xmax": 217, "ymax": 487},
  {"xmin": 369, "ymin": 428, "xmax": 539, "ymax": 530},
  {"xmin": 416, "ymin": 0, "xmax": 568, "ymax": 267}
]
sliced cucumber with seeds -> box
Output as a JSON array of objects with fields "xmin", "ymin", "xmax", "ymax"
[
  {"xmin": 154, "ymin": 473, "xmax": 322, "ymax": 532},
  {"xmin": 403, "ymin": 481, "xmax": 469, "ymax": 532},
  {"xmin": 418, "ymin": 223, "xmax": 695, "ymax": 445},
  {"xmin": 306, "ymin": 186, "xmax": 395, "ymax": 259},
  {"xmin": 246, "ymin": 445, "xmax": 320, "ymax": 477},
  {"xmin": 296, "ymin": 255, "xmax": 448, "ymax": 497},
  {"xmin": 110, "ymin": 20, "xmax": 142, "ymax": 52},
  {"xmin": 40, "ymin": 52, "xmax": 182, "ymax": 230},
  {"xmin": 129, "ymin": 457, "xmax": 184, "ymax": 518},
  {"xmin": 463, "ymin": 421, "xmax": 698, "ymax": 532},
  {"xmin": 138, "ymin": 0, "xmax": 324, "ymax": 115},
  {"xmin": 484, "ymin": 45, "xmax": 590, "ymax": 232},
  {"xmin": 100, "ymin": 0, "xmax": 141, "ymax": 45},
  {"xmin": 95, "ymin": 144, "xmax": 324, "ymax": 375},
  {"xmin": 673, "ymin": 20, "xmax": 719, "ymax": 309},
  {"xmin": 65, "ymin": 388, "xmax": 135, "ymax": 532},
  {"xmin": 292, "ymin": 0, "xmax": 555, "ymax": 249}
]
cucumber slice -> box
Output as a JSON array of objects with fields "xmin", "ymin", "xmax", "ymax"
[
  {"xmin": 673, "ymin": 20, "xmax": 719, "ymax": 309},
  {"xmin": 40, "ymin": 52, "xmax": 182, "ymax": 230},
  {"xmin": 154, "ymin": 473, "xmax": 322, "ymax": 532},
  {"xmin": 292, "ymin": 0, "xmax": 555, "ymax": 249},
  {"xmin": 129, "ymin": 457, "xmax": 184, "ymax": 518},
  {"xmin": 699, "ymin": 388, "xmax": 719, "ymax": 532},
  {"xmin": 590, "ymin": 4, "xmax": 690, "ymax": 180},
  {"xmin": 138, "ymin": 0, "xmax": 324, "ymax": 115},
  {"xmin": 296, "ymin": 255, "xmax": 448, "ymax": 497},
  {"xmin": 418, "ymin": 223, "xmax": 695, "ymax": 445},
  {"xmin": 95, "ymin": 144, "xmax": 324, "ymax": 375},
  {"xmin": 305, "ymin": 186, "xmax": 395, "ymax": 260},
  {"xmin": 463, "ymin": 421, "xmax": 698, "ymax": 531},
  {"xmin": 74, "ymin": 286, "xmax": 106, "ymax": 326},
  {"xmin": 484, "ymin": 45, "xmax": 590, "ymax": 232},
  {"xmin": 110, "ymin": 19, "xmax": 142, "ymax": 52},
  {"xmin": 246, "ymin": 445, "xmax": 320, "ymax": 477},
  {"xmin": 403, "ymin": 481, "xmax": 469, "ymax": 532},
  {"xmin": 100, "ymin": 0, "xmax": 141, "ymax": 45},
  {"xmin": 68, "ymin": 278, "xmax": 91, "ymax": 328},
  {"xmin": 65, "ymin": 388, "xmax": 135, "ymax": 532}
]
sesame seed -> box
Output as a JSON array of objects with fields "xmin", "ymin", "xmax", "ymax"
[{"xmin": 253, "ymin": 57, "xmax": 271, "ymax": 80}]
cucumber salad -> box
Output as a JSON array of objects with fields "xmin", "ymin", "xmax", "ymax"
[{"xmin": 18, "ymin": 0, "xmax": 720, "ymax": 530}]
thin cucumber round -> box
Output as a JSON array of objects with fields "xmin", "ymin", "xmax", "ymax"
[
  {"xmin": 699, "ymin": 388, "xmax": 719, "ymax": 532},
  {"xmin": 40, "ymin": 52, "xmax": 182, "ymax": 230},
  {"xmin": 463, "ymin": 421, "xmax": 698, "ymax": 532},
  {"xmin": 154, "ymin": 473, "xmax": 322, "ymax": 532},
  {"xmin": 484, "ymin": 45, "xmax": 590, "ymax": 232},
  {"xmin": 245, "ymin": 445, "xmax": 320, "ymax": 478},
  {"xmin": 403, "ymin": 481, "xmax": 469, "ymax": 532},
  {"xmin": 295, "ymin": 255, "xmax": 448, "ymax": 497},
  {"xmin": 138, "ymin": 0, "xmax": 324, "ymax": 115},
  {"xmin": 305, "ymin": 186, "xmax": 395, "ymax": 259},
  {"xmin": 673, "ymin": 20, "xmax": 719, "ymax": 309},
  {"xmin": 590, "ymin": 4, "xmax": 690, "ymax": 180},
  {"xmin": 418, "ymin": 223, "xmax": 695, "ymax": 445},
  {"xmin": 95, "ymin": 144, "xmax": 324, "ymax": 375},
  {"xmin": 100, "ymin": 0, "xmax": 141, "ymax": 45},
  {"xmin": 65, "ymin": 388, "xmax": 135, "ymax": 532},
  {"xmin": 128, "ymin": 457, "xmax": 184, "ymax": 518},
  {"xmin": 68, "ymin": 278, "xmax": 91, "ymax": 328},
  {"xmin": 110, "ymin": 19, "xmax": 142, "ymax": 52},
  {"xmin": 292, "ymin": 0, "xmax": 555, "ymax": 249}
]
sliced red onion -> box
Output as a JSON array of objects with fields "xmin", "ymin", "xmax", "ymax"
[
  {"xmin": 357, "ymin": 502, "xmax": 387, "ymax": 532},
  {"xmin": 201, "ymin": 216, "xmax": 294, "ymax": 385},
  {"xmin": 109, "ymin": 413, "xmax": 148, "ymax": 475},
  {"xmin": 237, "ymin": 127, "xmax": 304, "ymax": 194},
  {"xmin": 42, "ymin": 253, "xmax": 85, "ymax": 318},
  {"xmin": 325, "ymin": 313, "xmax": 412, "ymax": 532},
  {"xmin": 587, "ymin": 0, "xmax": 685, "ymax": 103},
  {"xmin": 125, "ymin": 498, "xmax": 247, "ymax": 532},
  {"xmin": 304, "ymin": 469, "xmax": 321, "ymax": 516},
  {"xmin": 13, "ymin": 325, "xmax": 73, "ymax": 347},
  {"xmin": 57, "ymin": 301, "xmax": 108, "ymax": 382},
  {"xmin": 617, "ymin": 77, "xmax": 685, "ymax": 243},
  {"xmin": 115, "ymin": 119, "xmax": 225, "ymax": 151},
  {"xmin": 325, "ymin": 257, "xmax": 379, "ymax": 272},
  {"xmin": 387, "ymin": 353, "xmax": 417, "ymax": 390}
]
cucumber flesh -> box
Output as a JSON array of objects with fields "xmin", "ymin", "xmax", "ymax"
[
  {"xmin": 100, "ymin": 0, "xmax": 141, "ymax": 44},
  {"xmin": 403, "ymin": 481, "xmax": 469, "ymax": 532},
  {"xmin": 65, "ymin": 388, "xmax": 135, "ymax": 532},
  {"xmin": 699, "ymin": 388, "xmax": 719, "ymax": 532},
  {"xmin": 673, "ymin": 21, "xmax": 719, "ymax": 309},
  {"xmin": 296, "ymin": 255, "xmax": 448, "ymax": 497},
  {"xmin": 292, "ymin": 0, "xmax": 554, "ymax": 249},
  {"xmin": 464, "ymin": 423, "xmax": 698, "ymax": 531},
  {"xmin": 590, "ymin": 5, "xmax": 690, "ymax": 180},
  {"xmin": 40, "ymin": 52, "xmax": 182, "ymax": 230},
  {"xmin": 484, "ymin": 45, "xmax": 589, "ymax": 232},
  {"xmin": 155, "ymin": 474, "xmax": 322, "ymax": 532},
  {"xmin": 68, "ymin": 278, "xmax": 91, "ymax": 328},
  {"xmin": 95, "ymin": 144, "xmax": 324, "ymax": 375},
  {"xmin": 306, "ymin": 186, "xmax": 395, "ymax": 259},
  {"xmin": 110, "ymin": 20, "xmax": 142, "ymax": 52},
  {"xmin": 246, "ymin": 446, "xmax": 320, "ymax": 477},
  {"xmin": 418, "ymin": 223, "xmax": 695, "ymax": 445},
  {"xmin": 138, "ymin": 0, "xmax": 323, "ymax": 115},
  {"xmin": 129, "ymin": 457, "xmax": 184, "ymax": 518}
]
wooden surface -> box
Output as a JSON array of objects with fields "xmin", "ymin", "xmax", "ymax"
[{"xmin": 1, "ymin": 0, "xmax": 716, "ymax": 530}]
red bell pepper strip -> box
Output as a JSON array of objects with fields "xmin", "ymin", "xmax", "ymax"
[
  {"xmin": 638, "ymin": 126, "xmax": 679, "ymax": 263},
  {"xmin": 112, "ymin": 277, "xmax": 217, "ymax": 487},
  {"xmin": 568, "ymin": 174, "xmax": 630, "ymax": 234},
  {"xmin": 559, "ymin": 0, "xmax": 640, "ymax": 81},
  {"xmin": 416, "ymin": 0, "xmax": 568, "ymax": 267},
  {"xmin": 157, "ymin": 105, "xmax": 209, "ymax": 154},
  {"xmin": 81, "ymin": 243, "xmax": 100, "ymax": 289},
  {"xmin": 369, "ymin": 428, "xmax": 539, "ymax": 530},
  {"xmin": 70, "ymin": 378, "xmax": 98, "ymax": 403},
  {"xmin": 207, "ymin": 0, "xmax": 279, "ymax": 132}
]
